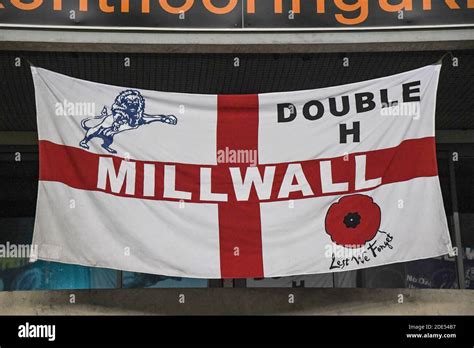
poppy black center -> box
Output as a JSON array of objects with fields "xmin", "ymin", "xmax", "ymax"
[{"xmin": 343, "ymin": 212, "xmax": 361, "ymax": 228}]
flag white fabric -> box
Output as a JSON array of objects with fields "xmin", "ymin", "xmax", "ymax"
[{"xmin": 30, "ymin": 64, "xmax": 452, "ymax": 279}]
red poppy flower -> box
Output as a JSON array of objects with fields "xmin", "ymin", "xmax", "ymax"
[{"xmin": 325, "ymin": 194, "xmax": 381, "ymax": 248}]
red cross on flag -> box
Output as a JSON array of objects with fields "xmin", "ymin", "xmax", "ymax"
[{"xmin": 30, "ymin": 64, "xmax": 452, "ymax": 279}]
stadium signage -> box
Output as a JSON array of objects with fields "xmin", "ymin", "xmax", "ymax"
[{"xmin": 0, "ymin": 0, "xmax": 473, "ymax": 30}]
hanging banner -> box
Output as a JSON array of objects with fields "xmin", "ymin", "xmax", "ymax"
[
  {"xmin": 30, "ymin": 64, "xmax": 452, "ymax": 279},
  {"xmin": 0, "ymin": 0, "xmax": 473, "ymax": 30}
]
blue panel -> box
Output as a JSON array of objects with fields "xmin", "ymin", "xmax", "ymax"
[{"xmin": 122, "ymin": 272, "xmax": 208, "ymax": 288}]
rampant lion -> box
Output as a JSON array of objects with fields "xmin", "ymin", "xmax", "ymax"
[{"xmin": 79, "ymin": 89, "xmax": 177, "ymax": 154}]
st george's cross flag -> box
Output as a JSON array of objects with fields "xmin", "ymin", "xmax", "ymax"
[{"xmin": 30, "ymin": 64, "xmax": 453, "ymax": 279}]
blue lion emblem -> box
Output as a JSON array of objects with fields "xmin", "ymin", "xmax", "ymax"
[{"xmin": 79, "ymin": 89, "xmax": 178, "ymax": 154}]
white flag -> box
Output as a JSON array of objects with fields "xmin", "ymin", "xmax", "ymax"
[{"xmin": 31, "ymin": 64, "xmax": 452, "ymax": 278}]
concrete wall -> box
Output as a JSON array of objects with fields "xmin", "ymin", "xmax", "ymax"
[{"xmin": 0, "ymin": 289, "xmax": 472, "ymax": 315}]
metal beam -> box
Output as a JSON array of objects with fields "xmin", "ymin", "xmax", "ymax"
[
  {"xmin": 436, "ymin": 130, "xmax": 474, "ymax": 144},
  {"xmin": 0, "ymin": 132, "xmax": 37, "ymax": 146},
  {"xmin": 0, "ymin": 28, "xmax": 473, "ymax": 53},
  {"xmin": 448, "ymin": 156, "xmax": 466, "ymax": 289}
]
